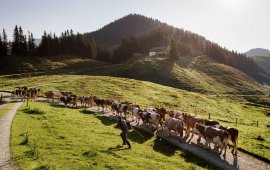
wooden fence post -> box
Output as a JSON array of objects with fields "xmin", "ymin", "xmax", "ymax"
[
  {"xmin": 208, "ymin": 113, "xmax": 211, "ymax": 120},
  {"xmin": 257, "ymin": 121, "xmax": 259, "ymax": 127},
  {"xmin": 26, "ymin": 97, "xmax": 29, "ymax": 108}
]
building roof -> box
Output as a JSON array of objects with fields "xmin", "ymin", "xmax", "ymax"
[{"xmin": 149, "ymin": 46, "xmax": 166, "ymax": 52}]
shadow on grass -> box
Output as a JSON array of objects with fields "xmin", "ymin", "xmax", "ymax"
[
  {"xmin": 49, "ymin": 104, "xmax": 80, "ymax": 109},
  {"xmin": 80, "ymin": 109, "xmax": 96, "ymax": 115},
  {"xmin": 128, "ymin": 129, "xmax": 153, "ymax": 144},
  {"xmin": 153, "ymin": 137, "xmax": 178, "ymax": 156},
  {"xmin": 95, "ymin": 115, "xmax": 117, "ymax": 126},
  {"xmin": 101, "ymin": 145, "xmax": 129, "ymax": 158}
]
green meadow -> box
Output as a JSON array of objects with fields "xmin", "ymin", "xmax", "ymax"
[
  {"xmin": 11, "ymin": 102, "xmax": 211, "ymax": 170},
  {"xmin": 1, "ymin": 75, "xmax": 269, "ymax": 162}
]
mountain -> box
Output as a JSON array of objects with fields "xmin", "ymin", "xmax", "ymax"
[
  {"xmin": 84, "ymin": 14, "xmax": 163, "ymax": 47},
  {"xmin": 84, "ymin": 14, "xmax": 268, "ymax": 83},
  {"xmin": 245, "ymin": 48, "xmax": 270, "ymax": 57}
]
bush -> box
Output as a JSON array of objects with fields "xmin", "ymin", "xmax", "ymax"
[
  {"xmin": 256, "ymin": 135, "xmax": 265, "ymax": 141},
  {"xmin": 23, "ymin": 108, "xmax": 45, "ymax": 115},
  {"xmin": 20, "ymin": 132, "xmax": 31, "ymax": 145}
]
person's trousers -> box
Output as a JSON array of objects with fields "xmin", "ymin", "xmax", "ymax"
[{"xmin": 120, "ymin": 132, "xmax": 131, "ymax": 147}]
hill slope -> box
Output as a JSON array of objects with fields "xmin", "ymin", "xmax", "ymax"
[
  {"xmin": 245, "ymin": 48, "xmax": 270, "ymax": 57},
  {"xmin": 0, "ymin": 75, "xmax": 269, "ymax": 162},
  {"xmin": 252, "ymin": 55, "xmax": 270, "ymax": 74},
  {"xmin": 78, "ymin": 55, "xmax": 269, "ymax": 94}
]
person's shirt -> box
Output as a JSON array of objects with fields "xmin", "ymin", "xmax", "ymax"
[{"xmin": 116, "ymin": 119, "xmax": 128, "ymax": 132}]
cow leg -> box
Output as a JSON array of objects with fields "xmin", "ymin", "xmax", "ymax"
[{"xmin": 197, "ymin": 136, "xmax": 201, "ymax": 143}]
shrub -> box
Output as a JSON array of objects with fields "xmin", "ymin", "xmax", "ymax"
[
  {"xmin": 23, "ymin": 108, "xmax": 45, "ymax": 115},
  {"xmin": 20, "ymin": 132, "xmax": 31, "ymax": 145},
  {"xmin": 256, "ymin": 135, "xmax": 265, "ymax": 141}
]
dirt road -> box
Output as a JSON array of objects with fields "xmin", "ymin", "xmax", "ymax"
[{"xmin": 0, "ymin": 102, "xmax": 22, "ymax": 170}]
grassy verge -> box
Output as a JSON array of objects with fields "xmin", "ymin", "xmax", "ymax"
[
  {"xmin": 0, "ymin": 103, "xmax": 15, "ymax": 117},
  {"xmin": 2, "ymin": 75, "xmax": 270, "ymax": 161},
  {"xmin": 12, "ymin": 102, "xmax": 212, "ymax": 170}
]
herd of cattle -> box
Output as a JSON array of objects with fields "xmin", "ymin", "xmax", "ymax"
[{"xmin": 13, "ymin": 87, "xmax": 239, "ymax": 158}]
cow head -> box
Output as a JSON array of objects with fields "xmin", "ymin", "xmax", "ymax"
[{"xmin": 192, "ymin": 123, "xmax": 200, "ymax": 133}]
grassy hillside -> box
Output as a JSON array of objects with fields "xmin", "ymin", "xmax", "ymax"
[
  {"xmin": 0, "ymin": 55, "xmax": 108, "ymax": 75},
  {"xmin": 12, "ymin": 102, "xmax": 210, "ymax": 170},
  {"xmin": 252, "ymin": 55, "xmax": 270, "ymax": 74},
  {"xmin": 78, "ymin": 55, "xmax": 269, "ymax": 95},
  {"xmin": 1, "ymin": 75, "xmax": 270, "ymax": 161}
]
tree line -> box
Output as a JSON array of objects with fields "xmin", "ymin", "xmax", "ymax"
[
  {"xmin": 0, "ymin": 25, "xmax": 101, "ymax": 59},
  {"xmin": 108, "ymin": 25, "xmax": 261, "ymax": 75},
  {"xmin": 0, "ymin": 24, "xmax": 262, "ymax": 77},
  {"xmin": 0, "ymin": 26, "xmax": 35, "ymax": 57}
]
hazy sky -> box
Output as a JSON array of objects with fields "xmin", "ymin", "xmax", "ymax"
[{"xmin": 0, "ymin": 0, "xmax": 269, "ymax": 53}]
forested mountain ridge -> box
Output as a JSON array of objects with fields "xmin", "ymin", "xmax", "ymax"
[
  {"xmin": 84, "ymin": 14, "xmax": 163, "ymax": 47},
  {"xmin": 83, "ymin": 14, "xmax": 268, "ymax": 83}
]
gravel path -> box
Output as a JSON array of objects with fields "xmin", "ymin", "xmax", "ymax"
[{"xmin": 0, "ymin": 102, "xmax": 22, "ymax": 170}]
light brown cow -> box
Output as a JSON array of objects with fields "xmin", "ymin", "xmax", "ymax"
[
  {"xmin": 163, "ymin": 118, "xmax": 184, "ymax": 140},
  {"xmin": 182, "ymin": 113, "xmax": 202, "ymax": 139},
  {"xmin": 45, "ymin": 90, "xmax": 62, "ymax": 102},
  {"xmin": 193, "ymin": 123, "xmax": 229, "ymax": 157}
]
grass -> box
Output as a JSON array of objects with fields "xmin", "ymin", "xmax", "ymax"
[
  {"xmin": 12, "ymin": 102, "xmax": 213, "ymax": 170},
  {"xmin": 3, "ymin": 75, "xmax": 270, "ymax": 162},
  {"xmin": 0, "ymin": 103, "xmax": 15, "ymax": 117}
]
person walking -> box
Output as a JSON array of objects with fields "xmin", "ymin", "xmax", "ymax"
[{"xmin": 114, "ymin": 116, "xmax": 131, "ymax": 149}]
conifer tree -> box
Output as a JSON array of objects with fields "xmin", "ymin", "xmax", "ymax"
[
  {"xmin": 11, "ymin": 25, "xmax": 20, "ymax": 55},
  {"xmin": 89, "ymin": 37, "xmax": 97, "ymax": 59},
  {"xmin": 2, "ymin": 29, "xmax": 8, "ymax": 56},
  {"xmin": 27, "ymin": 31, "xmax": 36, "ymax": 56},
  {"xmin": 169, "ymin": 40, "xmax": 179, "ymax": 61},
  {"xmin": 0, "ymin": 33, "xmax": 3, "ymax": 57}
]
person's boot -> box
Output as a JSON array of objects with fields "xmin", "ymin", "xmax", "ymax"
[{"xmin": 127, "ymin": 141, "xmax": 131, "ymax": 149}]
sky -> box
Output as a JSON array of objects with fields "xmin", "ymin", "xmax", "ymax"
[{"xmin": 0, "ymin": 0, "xmax": 269, "ymax": 53}]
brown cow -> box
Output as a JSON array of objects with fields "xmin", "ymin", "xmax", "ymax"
[
  {"xmin": 60, "ymin": 96, "xmax": 77, "ymax": 107},
  {"xmin": 193, "ymin": 123, "xmax": 229, "ymax": 157},
  {"xmin": 215, "ymin": 125, "xmax": 238, "ymax": 155},
  {"xmin": 94, "ymin": 98, "xmax": 105, "ymax": 111},
  {"xmin": 167, "ymin": 111, "xmax": 182, "ymax": 119},
  {"xmin": 163, "ymin": 118, "xmax": 184, "ymax": 140},
  {"xmin": 45, "ymin": 90, "xmax": 62, "ymax": 102},
  {"xmin": 156, "ymin": 108, "xmax": 167, "ymax": 123},
  {"xmin": 182, "ymin": 113, "xmax": 202, "ymax": 139},
  {"xmin": 104, "ymin": 99, "xmax": 114, "ymax": 110}
]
